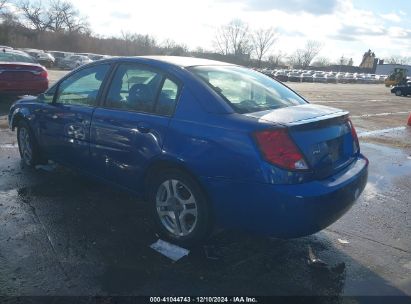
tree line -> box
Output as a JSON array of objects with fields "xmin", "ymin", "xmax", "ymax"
[{"xmin": 1, "ymin": 0, "xmax": 409, "ymax": 68}]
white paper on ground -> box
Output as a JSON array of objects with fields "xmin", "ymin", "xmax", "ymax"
[
  {"xmin": 338, "ymin": 238, "xmax": 350, "ymax": 244},
  {"xmin": 150, "ymin": 239, "xmax": 189, "ymax": 261}
]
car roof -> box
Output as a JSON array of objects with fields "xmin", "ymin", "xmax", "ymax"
[
  {"xmin": 1, "ymin": 48, "xmax": 32, "ymax": 57},
  {"xmin": 105, "ymin": 56, "xmax": 234, "ymax": 68}
]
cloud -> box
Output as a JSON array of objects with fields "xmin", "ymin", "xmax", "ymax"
[
  {"xmin": 110, "ymin": 11, "xmax": 131, "ymax": 19},
  {"xmin": 380, "ymin": 13, "xmax": 401, "ymax": 22},
  {"xmin": 329, "ymin": 24, "xmax": 387, "ymax": 41},
  {"xmin": 217, "ymin": 0, "xmax": 339, "ymax": 15},
  {"xmin": 388, "ymin": 27, "xmax": 411, "ymax": 39}
]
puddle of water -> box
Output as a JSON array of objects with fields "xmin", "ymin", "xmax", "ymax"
[{"xmin": 362, "ymin": 142, "xmax": 411, "ymax": 191}]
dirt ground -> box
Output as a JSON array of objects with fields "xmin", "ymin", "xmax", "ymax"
[{"xmin": 0, "ymin": 70, "xmax": 410, "ymax": 298}]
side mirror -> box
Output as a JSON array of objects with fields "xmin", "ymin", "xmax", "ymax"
[
  {"xmin": 38, "ymin": 92, "xmax": 55, "ymax": 104},
  {"xmin": 37, "ymin": 93, "xmax": 45, "ymax": 102}
]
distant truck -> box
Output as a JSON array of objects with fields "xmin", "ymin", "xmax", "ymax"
[{"xmin": 384, "ymin": 68, "xmax": 408, "ymax": 87}]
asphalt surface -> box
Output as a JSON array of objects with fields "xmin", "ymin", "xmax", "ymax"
[{"xmin": 0, "ymin": 71, "xmax": 410, "ymax": 298}]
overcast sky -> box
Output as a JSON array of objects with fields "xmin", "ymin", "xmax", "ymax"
[{"xmin": 68, "ymin": 0, "xmax": 411, "ymax": 64}]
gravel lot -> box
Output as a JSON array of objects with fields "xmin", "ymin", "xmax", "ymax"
[{"xmin": 0, "ymin": 69, "xmax": 410, "ymax": 298}]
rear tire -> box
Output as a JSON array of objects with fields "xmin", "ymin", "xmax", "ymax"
[
  {"xmin": 17, "ymin": 120, "xmax": 43, "ymax": 167},
  {"xmin": 148, "ymin": 169, "xmax": 213, "ymax": 247},
  {"xmin": 395, "ymin": 90, "xmax": 402, "ymax": 96}
]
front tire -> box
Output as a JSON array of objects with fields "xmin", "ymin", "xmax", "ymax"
[
  {"xmin": 17, "ymin": 120, "xmax": 42, "ymax": 167},
  {"xmin": 395, "ymin": 90, "xmax": 402, "ymax": 96},
  {"xmin": 148, "ymin": 169, "xmax": 212, "ymax": 246}
]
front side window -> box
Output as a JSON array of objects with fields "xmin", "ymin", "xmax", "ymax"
[
  {"xmin": 55, "ymin": 64, "xmax": 110, "ymax": 106},
  {"xmin": 106, "ymin": 64, "xmax": 163, "ymax": 113},
  {"xmin": 189, "ymin": 66, "xmax": 307, "ymax": 114}
]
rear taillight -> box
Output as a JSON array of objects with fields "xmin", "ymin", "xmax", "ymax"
[
  {"xmin": 348, "ymin": 119, "xmax": 359, "ymax": 153},
  {"xmin": 39, "ymin": 69, "xmax": 48, "ymax": 78},
  {"xmin": 254, "ymin": 129, "xmax": 309, "ymax": 171},
  {"xmin": 33, "ymin": 68, "xmax": 48, "ymax": 78}
]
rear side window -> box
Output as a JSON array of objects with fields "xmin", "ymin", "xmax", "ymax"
[
  {"xmin": 189, "ymin": 66, "xmax": 306, "ymax": 114},
  {"xmin": 0, "ymin": 52, "xmax": 36, "ymax": 63},
  {"xmin": 105, "ymin": 64, "xmax": 180, "ymax": 116},
  {"xmin": 55, "ymin": 64, "xmax": 110, "ymax": 106},
  {"xmin": 156, "ymin": 78, "xmax": 179, "ymax": 116}
]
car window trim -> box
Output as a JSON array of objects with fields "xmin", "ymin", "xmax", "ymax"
[
  {"xmin": 52, "ymin": 63, "xmax": 113, "ymax": 108},
  {"xmin": 99, "ymin": 61, "xmax": 183, "ymax": 117},
  {"xmin": 154, "ymin": 76, "xmax": 182, "ymax": 116}
]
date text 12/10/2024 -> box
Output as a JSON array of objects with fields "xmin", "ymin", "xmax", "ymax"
[{"xmin": 149, "ymin": 297, "xmax": 258, "ymax": 303}]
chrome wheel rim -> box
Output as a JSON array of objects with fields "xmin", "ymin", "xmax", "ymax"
[
  {"xmin": 156, "ymin": 179, "xmax": 198, "ymax": 237},
  {"xmin": 18, "ymin": 127, "xmax": 32, "ymax": 165}
]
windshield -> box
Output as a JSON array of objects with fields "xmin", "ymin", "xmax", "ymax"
[
  {"xmin": 0, "ymin": 52, "xmax": 37, "ymax": 63},
  {"xmin": 188, "ymin": 66, "xmax": 306, "ymax": 114}
]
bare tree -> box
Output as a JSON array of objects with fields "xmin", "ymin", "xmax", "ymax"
[
  {"xmin": 17, "ymin": 0, "xmax": 89, "ymax": 33},
  {"xmin": 311, "ymin": 56, "xmax": 330, "ymax": 67},
  {"xmin": 50, "ymin": 0, "xmax": 89, "ymax": 33},
  {"xmin": 0, "ymin": 0, "xmax": 7, "ymax": 11},
  {"xmin": 289, "ymin": 40, "xmax": 322, "ymax": 68},
  {"xmin": 252, "ymin": 27, "xmax": 277, "ymax": 67},
  {"xmin": 338, "ymin": 55, "xmax": 348, "ymax": 65},
  {"xmin": 18, "ymin": 0, "xmax": 52, "ymax": 32},
  {"xmin": 385, "ymin": 55, "xmax": 411, "ymax": 65},
  {"xmin": 301, "ymin": 40, "xmax": 322, "ymax": 67},
  {"xmin": 288, "ymin": 49, "xmax": 304, "ymax": 67},
  {"xmin": 214, "ymin": 19, "xmax": 252, "ymax": 57},
  {"xmin": 161, "ymin": 39, "xmax": 188, "ymax": 56},
  {"xmin": 268, "ymin": 51, "xmax": 285, "ymax": 67}
]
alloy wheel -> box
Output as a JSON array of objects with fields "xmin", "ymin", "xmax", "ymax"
[
  {"xmin": 155, "ymin": 179, "xmax": 198, "ymax": 237},
  {"xmin": 18, "ymin": 127, "xmax": 33, "ymax": 165}
]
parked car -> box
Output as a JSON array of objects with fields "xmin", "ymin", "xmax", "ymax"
[
  {"xmin": 300, "ymin": 72, "xmax": 313, "ymax": 82},
  {"xmin": 325, "ymin": 73, "xmax": 337, "ymax": 84},
  {"xmin": 287, "ymin": 71, "xmax": 301, "ymax": 82},
  {"xmin": 391, "ymin": 83, "xmax": 411, "ymax": 96},
  {"xmin": 48, "ymin": 51, "xmax": 74, "ymax": 68},
  {"xmin": 273, "ymin": 70, "xmax": 288, "ymax": 82},
  {"xmin": 24, "ymin": 49, "xmax": 55, "ymax": 68},
  {"xmin": 343, "ymin": 73, "xmax": 355, "ymax": 83},
  {"xmin": 312, "ymin": 72, "xmax": 327, "ymax": 83},
  {"xmin": 0, "ymin": 48, "xmax": 48, "ymax": 95},
  {"xmin": 59, "ymin": 55, "xmax": 93, "ymax": 70},
  {"xmin": 8, "ymin": 56, "xmax": 368, "ymax": 245}
]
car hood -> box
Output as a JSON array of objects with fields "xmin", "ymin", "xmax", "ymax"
[{"xmin": 245, "ymin": 104, "xmax": 348, "ymax": 126}]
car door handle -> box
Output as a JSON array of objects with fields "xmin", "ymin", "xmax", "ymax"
[{"xmin": 136, "ymin": 123, "xmax": 150, "ymax": 133}]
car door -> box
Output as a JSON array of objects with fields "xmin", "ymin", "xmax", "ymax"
[
  {"xmin": 90, "ymin": 63, "xmax": 181, "ymax": 190},
  {"xmin": 39, "ymin": 64, "xmax": 111, "ymax": 169}
]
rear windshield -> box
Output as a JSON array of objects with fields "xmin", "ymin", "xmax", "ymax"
[
  {"xmin": 0, "ymin": 51, "xmax": 37, "ymax": 63},
  {"xmin": 188, "ymin": 66, "xmax": 306, "ymax": 114}
]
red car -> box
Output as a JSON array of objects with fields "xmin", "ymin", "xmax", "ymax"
[{"xmin": 0, "ymin": 48, "xmax": 48, "ymax": 95}]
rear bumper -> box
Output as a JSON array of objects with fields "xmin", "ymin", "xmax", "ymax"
[
  {"xmin": 202, "ymin": 155, "xmax": 368, "ymax": 238},
  {"xmin": 0, "ymin": 79, "xmax": 48, "ymax": 95}
]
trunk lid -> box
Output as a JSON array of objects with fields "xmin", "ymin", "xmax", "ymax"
[
  {"xmin": 0, "ymin": 63, "xmax": 46, "ymax": 81},
  {"xmin": 248, "ymin": 104, "xmax": 357, "ymax": 178}
]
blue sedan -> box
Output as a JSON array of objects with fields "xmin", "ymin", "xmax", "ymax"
[{"xmin": 8, "ymin": 56, "xmax": 368, "ymax": 246}]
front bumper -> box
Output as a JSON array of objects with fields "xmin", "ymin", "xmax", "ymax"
[{"xmin": 202, "ymin": 155, "xmax": 368, "ymax": 238}]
